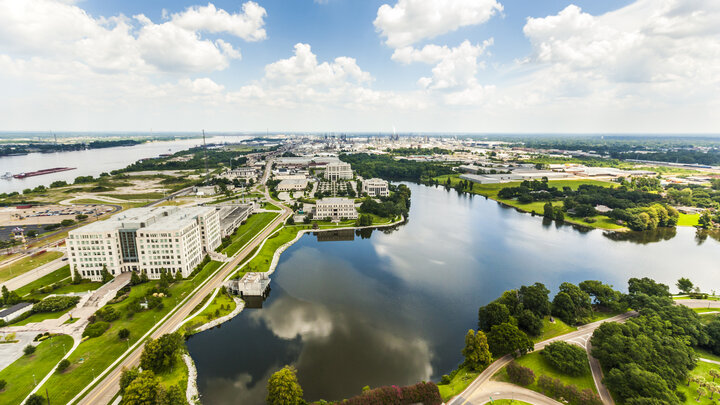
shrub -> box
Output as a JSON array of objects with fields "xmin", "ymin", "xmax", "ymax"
[
  {"xmin": 0, "ymin": 379, "xmax": 6, "ymax": 390},
  {"xmin": 506, "ymin": 360, "xmax": 535, "ymax": 386},
  {"xmin": 56, "ymin": 359, "xmax": 70, "ymax": 373},
  {"xmin": 340, "ymin": 382, "xmax": 442, "ymax": 405},
  {"xmin": 118, "ymin": 328, "xmax": 130, "ymax": 340},
  {"xmin": 95, "ymin": 306, "xmax": 120, "ymax": 322},
  {"xmin": 83, "ymin": 321, "xmax": 110, "ymax": 338},
  {"xmin": 32, "ymin": 296, "xmax": 80, "ymax": 313},
  {"xmin": 26, "ymin": 394, "xmax": 44, "ymax": 405},
  {"xmin": 540, "ymin": 342, "xmax": 589, "ymax": 376},
  {"xmin": 24, "ymin": 344, "xmax": 36, "ymax": 355}
]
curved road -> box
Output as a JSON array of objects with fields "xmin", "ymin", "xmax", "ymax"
[
  {"xmin": 76, "ymin": 157, "xmax": 290, "ymax": 405},
  {"xmin": 449, "ymin": 312, "xmax": 635, "ymax": 405},
  {"xmin": 467, "ymin": 382, "xmax": 563, "ymax": 405}
]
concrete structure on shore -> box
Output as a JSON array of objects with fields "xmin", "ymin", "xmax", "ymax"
[
  {"xmin": 325, "ymin": 162, "xmax": 353, "ymax": 180},
  {"xmin": 225, "ymin": 272, "xmax": 270, "ymax": 297},
  {"xmin": 67, "ymin": 206, "xmax": 221, "ymax": 281},
  {"xmin": 362, "ymin": 178, "xmax": 389, "ymax": 197},
  {"xmin": 314, "ymin": 197, "xmax": 358, "ymax": 220}
]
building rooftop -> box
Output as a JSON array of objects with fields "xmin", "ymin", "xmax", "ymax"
[
  {"xmin": 70, "ymin": 206, "xmax": 214, "ymax": 234},
  {"xmin": 317, "ymin": 197, "xmax": 355, "ymax": 204}
]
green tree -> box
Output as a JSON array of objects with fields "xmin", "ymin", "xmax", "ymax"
[
  {"xmin": 120, "ymin": 367, "xmax": 141, "ymax": 393},
  {"xmin": 604, "ymin": 364, "xmax": 680, "ymax": 404},
  {"xmin": 118, "ymin": 328, "xmax": 130, "ymax": 340},
  {"xmin": 579, "ymin": 280, "xmax": 622, "ymax": 309},
  {"xmin": 56, "ymin": 358, "xmax": 71, "ymax": 373},
  {"xmin": 461, "ymin": 329, "xmax": 492, "ymax": 371},
  {"xmin": 478, "ymin": 302, "xmax": 512, "ymax": 332},
  {"xmin": 628, "ymin": 277, "xmax": 670, "ymax": 297},
  {"xmin": 676, "ymin": 277, "xmax": 694, "ymax": 294},
  {"xmin": 266, "ymin": 365, "xmax": 304, "ymax": 405},
  {"xmin": 487, "ymin": 323, "xmax": 534, "ymax": 358},
  {"xmin": 159, "ymin": 384, "xmax": 187, "ymax": 405},
  {"xmin": 26, "ymin": 394, "xmax": 45, "ymax": 405},
  {"xmin": 140, "ymin": 333, "xmax": 184, "ymax": 374},
  {"xmin": 130, "ymin": 271, "xmax": 141, "ymax": 285},
  {"xmin": 540, "ymin": 342, "xmax": 589, "ymax": 376},
  {"xmin": 519, "ymin": 283, "xmax": 551, "ymax": 317},
  {"xmin": 543, "ymin": 202, "xmax": 554, "ymax": 219},
  {"xmin": 552, "ymin": 292, "xmax": 577, "ymax": 324},
  {"xmin": 121, "ymin": 370, "xmax": 159, "ymax": 405},
  {"xmin": 516, "ymin": 309, "xmax": 543, "ymax": 336}
]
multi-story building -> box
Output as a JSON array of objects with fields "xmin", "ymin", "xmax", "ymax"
[
  {"xmin": 325, "ymin": 162, "xmax": 353, "ymax": 180},
  {"xmin": 277, "ymin": 178, "xmax": 309, "ymax": 191},
  {"xmin": 67, "ymin": 206, "xmax": 221, "ymax": 282},
  {"xmin": 314, "ymin": 197, "xmax": 358, "ymax": 220},
  {"xmin": 362, "ymin": 178, "xmax": 389, "ymax": 197}
]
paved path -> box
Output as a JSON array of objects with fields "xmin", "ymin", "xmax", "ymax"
[
  {"xmin": 677, "ymin": 299, "xmax": 720, "ymax": 309},
  {"xmin": 0, "ymin": 331, "xmax": 37, "ymax": 370},
  {"xmin": 451, "ymin": 312, "xmax": 636, "ymax": 405},
  {"xmin": 0, "ymin": 252, "xmax": 67, "ymax": 292},
  {"xmin": 76, "ymin": 159, "xmax": 290, "ymax": 405},
  {"xmin": 461, "ymin": 382, "xmax": 563, "ymax": 405},
  {"xmin": 700, "ymin": 358, "xmax": 720, "ymax": 366}
]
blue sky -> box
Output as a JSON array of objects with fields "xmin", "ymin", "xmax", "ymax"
[{"xmin": 0, "ymin": 0, "xmax": 717, "ymax": 133}]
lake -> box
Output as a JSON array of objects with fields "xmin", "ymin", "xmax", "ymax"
[
  {"xmin": 0, "ymin": 135, "xmax": 247, "ymax": 194},
  {"xmin": 186, "ymin": 183, "xmax": 720, "ymax": 404}
]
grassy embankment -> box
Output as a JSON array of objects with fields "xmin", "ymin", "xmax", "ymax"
[
  {"xmin": 37, "ymin": 260, "xmax": 223, "ymax": 404},
  {"xmin": 222, "ymin": 212, "xmax": 279, "ymax": 257},
  {"xmin": 438, "ymin": 366, "xmax": 481, "ymax": 401},
  {"xmin": 0, "ymin": 334, "xmax": 73, "ymax": 405},
  {"xmin": 678, "ymin": 213, "xmax": 701, "ymax": 227},
  {"xmin": 13, "ymin": 265, "xmax": 101, "ymax": 303},
  {"xmin": 0, "ymin": 251, "xmax": 64, "ymax": 283},
  {"xmin": 434, "ymin": 175, "xmax": 625, "ymax": 230},
  {"xmin": 182, "ymin": 289, "xmax": 236, "ymax": 334},
  {"xmin": 494, "ymin": 350, "xmax": 597, "ymax": 394},
  {"xmin": 263, "ymin": 201, "xmax": 282, "ymax": 211}
]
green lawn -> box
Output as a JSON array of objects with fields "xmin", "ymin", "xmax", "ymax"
[
  {"xmin": 676, "ymin": 360, "xmax": 720, "ymax": 404},
  {"xmin": 437, "ymin": 365, "xmax": 481, "ymax": 402},
  {"xmin": 696, "ymin": 348, "xmax": 720, "ymax": 363},
  {"xmin": 678, "ymin": 213, "xmax": 700, "ymax": 227},
  {"xmin": 25, "ymin": 281, "xmax": 102, "ymax": 301},
  {"xmin": 263, "ymin": 201, "xmax": 282, "ymax": 211},
  {"xmin": 433, "ymin": 175, "xmax": 624, "ymax": 230},
  {"xmin": 12, "ymin": 307, "xmax": 74, "ymax": 326},
  {"xmin": 183, "ymin": 289, "xmax": 236, "ymax": 334},
  {"xmin": 72, "ymin": 198, "xmax": 147, "ymax": 210},
  {"xmin": 533, "ymin": 317, "xmax": 576, "ymax": 343},
  {"xmin": 0, "ymin": 251, "xmax": 64, "ymax": 283},
  {"xmin": 0, "ymin": 334, "xmax": 73, "ymax": 405},
  {"xmin": 101, "ymin": 192, "xmax": 166, "ymax": 200},
  {"xmin": 15, "ymin": 265, "xmax": 71, "ymax": 296},
  {"xmin": 588, "ymin": 309, "xmax": 625, "ymax": 322},
  {"xmin": 497, "ymin": 350, "xmax": 596, "ymax": 394},
  {"xmin": 234, "ymin": 226, "xmax": 302, "ymax": 276},
  {"xmin": 156, "ymin": 353, "xmax": 188, "ymax": 392},
  {"xmin": 222, "ymin": 212, "xmax": 279, "ymax": 257},
  {"xmin": 37, "ymin": 259, "xmax": 223, "ymax": 404},
  {"xmin": 693, "ymin": 308, "xmax": 720, "ymax": 314}
]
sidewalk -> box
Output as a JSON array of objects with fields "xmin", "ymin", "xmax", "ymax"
[{"xmin": 0, "ymin": 253, "xmax": 68, "ymax": 291}]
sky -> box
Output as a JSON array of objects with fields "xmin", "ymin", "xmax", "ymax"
[{"xmin": 0, "ymin": 0, "xmax": 718, "ymax": 134}]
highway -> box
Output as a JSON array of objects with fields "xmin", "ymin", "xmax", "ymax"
[{"xmin": 76, "ymin": 158, "xmax": 289, "ymax": 405}]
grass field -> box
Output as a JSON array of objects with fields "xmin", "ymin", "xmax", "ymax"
[
  {"xmin": 696, "ymin": 348, "xmax": 720, "ymax": 362},
  {"xmin": 496, "ymin": 350, "xmax": 596, "ymax": 394},
  {"xmin": 222, "ymin": 212, "xmax": 279, "ymax": 257},
  {"xmin": 101, "ymin": 192, "xmax": 166, "ymax": 200},
  {"xmin": 183, "ymin": 289, "xmax": 236, "ymax": 333},
  {"xmin": 263, "ymin": 201, "xmax": 281, "ymax": 211},
  {"xmin": 433, "ymin": 175, "xmax": 625, "ymax": 230},
  {"xmin": 0, "ymin": 251, "xmax": 64, "ymax": 283},
  {"xmin": 234, "ymin": 226, "xmax": 301, "ymax": 275},
  {"xmin": 15, "ymin": 265, "xmax": 70, "ymax": 296},
  {"xmin": 12, "ymin": 307, "xmax": 74, "ymax": 326},
  {"xmin": 533, "ymin": 318, "xmax": 576, "ymax": 343},
  {"xmin": 72, "ymin": 198, "xmax": 147, "ymax": 210},
  {"xmin": 676, "ymin": 360, "xmax": 720, "ymax": 404},
  {"xmin": 438, "ymin": 365, "xmax": 481, "ymax": 402},
  {"xmin": 37, "ymin": 259, "xmax": 223, "ymax": 404},
  {"xmin": 156, "ymin": 353, "xmax": 188, "ymax": 393},
  {"xmin": 0, "ymin": 334, "xmax": 73, "ymax": 405},
  {"xmin": 678, "ymin": 213, "xmax": 700, "ymax": 227}
]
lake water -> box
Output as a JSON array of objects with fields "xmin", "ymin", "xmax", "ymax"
[
  {"xmin": 0, "ymin": 136, "xmax": 247, "ymax": 194},
  {"xmin": 186, "ymin": 183, "xmax": 720, "ymax": 404}
]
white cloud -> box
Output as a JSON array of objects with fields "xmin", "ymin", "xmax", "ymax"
[
  {"xmin": 265, "ymin": 43, "xmax": 371, "ymax": 87},
  {"xmin": 0, "ymin": 0, "xmax": 265, "ymax": 73},
  {"xmin": 374, "ymin": 0, "xmax": 502, "ymax": 48},
  {"xmin": 169, "ymin": 2, "xmax": 267, "ymax": 42}
]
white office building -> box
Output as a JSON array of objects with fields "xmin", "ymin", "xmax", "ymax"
[
  {"xmin": 362, "ymin": 178, "xmax": 389, "ymax": 197},
  {"xmin": 314, "ymin": 197, "xmax": 358, "ymax": 220},
  {"xmin": 67, "ymin": 206, "xmax": 221, "ymax": 281},
  {"xmin": 325, "ymin": 162, "xmax": 353, "ymax": 180}
]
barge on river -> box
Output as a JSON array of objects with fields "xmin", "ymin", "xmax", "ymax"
[{"xmin": 13, "ymin": 167, "xmax": 76, "ymax": 179}]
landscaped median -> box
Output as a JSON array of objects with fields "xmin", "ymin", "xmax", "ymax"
[
  {"xmin": 0, "ymin": 250, "xmax": 64, "ymax": 283},
  {"xmin": 219, "ymin": 212, "xmax": 279, "ymax": 257}
]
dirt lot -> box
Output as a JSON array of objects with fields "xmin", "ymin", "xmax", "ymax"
[{"xmin": 0, "ymin": 204, "xmax": 114, "ymax": 226}]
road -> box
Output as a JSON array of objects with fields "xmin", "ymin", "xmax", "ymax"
[
  {"xmin": 0, "ymin": 253, "xmax": 67, "ymax": 291},
  {"xmin": 459, "ymin": 381, "xmax": 563, "ymax": 405},
  {"xmin": 77, "ymin": 155, "xmax": 287, "ymax": 405},
  {"xmin": 677, "ymin": 299, "xmax": 720, "ymax": 309},
  {"xmin": 450, "ymin": 312, "xmax": 636, "ymax": 405}
]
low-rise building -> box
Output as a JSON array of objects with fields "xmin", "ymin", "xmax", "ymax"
[
  {"xmin": 216, "ymin": 205, "xmax": 252, "ymax": 237},
  {"xmin": 0, "ymin": 302, "xmax": 33, "ymax": 322},
  {"xmin": 67, "ymin": 206, "xmax": 221, "ymax": 281},
  {"xmin": 314, "ymin": 197, "xmax": 358, "ymax": 220},
  {"xmin": 362, "ymin": 178, "xmax": 389, "ymax": 197},
  {"xmin": 229, "ymin": 167, "xmax": 256, "ymax": 180},
  {"xmin": 277, "ymin": 178, "xmax": 309, "ymax": 191},
  {"xmin": 325, "ymin": 162, "xmax": 353, "ymax": 180}
]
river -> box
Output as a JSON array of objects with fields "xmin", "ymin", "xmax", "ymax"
[
  {"xmin": 0, "ymin": 136, "xmax": 248, "ymax": 194},
  {"xmin": 186, "ymin": 183, "xmax": 720, "ymax": 404}
]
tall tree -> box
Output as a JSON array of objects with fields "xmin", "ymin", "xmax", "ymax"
[
  {"xmin": 519, "ymin": 283, "xmax": 551, "ymax": 317},
  {"xmin": 478, "ymin": 302, "xmax": 512, "ymax": 332},
  {"xmin": 121, "ymin": 370, "xmax": 159, "ymax": 405},
  {"xmin": 676, "ymin": 277, "xmax": 694, "ymax": 294},
  {"xmin": 461, "ymin": 329, "xmax": 492, "ymax": 371},
  {"xmin": 266, "ymin": 365, "xmax": 304, "ymax": 405}
]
